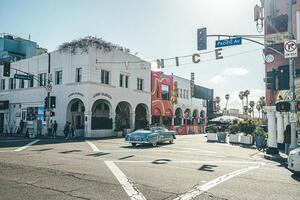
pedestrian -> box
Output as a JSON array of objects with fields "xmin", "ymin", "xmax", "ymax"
[
  {"xmin": 284, "ymin": 124, "xmax": 291, "ymax": 155},
  {"xmin": 48, "ymin": 120, "xmax": 53, "ymax": 137},
  {"xmin": 37, "ymin": 118, "xmax": 43, "ymax": 138},
  {"xmin": 19, "ymin": 120, "xmax": 24, "ymax": 135},
  {"xmin": 53, "ymin": 120, "xmax": 58, "ymax": 138},
  {"xmin": 68, "ymin": 122, "xmax": 75, "ymax": 138},
  {"xmin": 63, "ymin": 121, "xmax": 69, "ymax": 139}
]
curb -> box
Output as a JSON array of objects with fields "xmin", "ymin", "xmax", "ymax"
[{"xmin": 264, "ymin": 154, "xmax": 287, "ymax": 163}]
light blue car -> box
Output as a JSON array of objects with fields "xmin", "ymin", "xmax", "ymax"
[{"xmin": 125, "ymin": 127, "xmax": 176, "ymax": 147}]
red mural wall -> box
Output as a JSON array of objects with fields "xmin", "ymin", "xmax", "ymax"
[{"xmin": 151, "ymin": 71, "xmax": 174, "ymax": 128}]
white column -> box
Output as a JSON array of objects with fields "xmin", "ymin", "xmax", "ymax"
[
  {"xmin": 130, "ymin": 113, "xmax": 135, "ymax": 130},
  {"xmin": 84, "ymin": 111, "xmax": 92, "ymax": 138},
  {"xmin": 276, "ymin": 112, "xmax": 284, "ymax": 144},
  {"xmin": 266, "ymin": 106, "xmax": 277, "ymax": 148},
  {"xmin": 283, "ymin": 112, "xmax": 289, "ymax": 130}
]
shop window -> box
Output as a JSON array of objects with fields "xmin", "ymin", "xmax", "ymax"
[
  {"xmin": 162, "ymin": 84, "xmax": 170, "ymax": 100},
  {"xmin": 55, "ymin": 71, "xmax": 62, "ymax": 85},
  {"xmin": 76, "ymin": 68, "xmax": 82, "ymax": 82},
  {"xmin": 39, "ymin": 73, "xmax": 46, "ymax": 86},
  {"xmin": 137, "ymin": 78, "xmax": 143, "ymax": 90},
  {"xmin": 101, "ymin": 70, "xmax": 110, "ymax": 84},
  {"xmin": 1, "ymin": 79, "xmax": 5, "ymax": 90},
  {"xmin": 19, "ymin": 79, "xmax": 25, "ymax": 89}
]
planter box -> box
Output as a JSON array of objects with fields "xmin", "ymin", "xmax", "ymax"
[
  {"xmin": 240, "ymin": 135, "xmax": 253, "ymax": 145},
  {"xmin": 229, "ymin": 134, "xmax": 240, "ymax": 144},
  {"xmin": 115, "ymin": 131, "xmax": 123, "ymax": 138},
  {"xmin": 217, "ymin": 132, "xmax": 227, "ymax": 143},
  {"xmin": 255, "ymin": 136, "xmax": 265, "ymax": 148},
  {"xmin": 207, "ymin": 133, "xmax": 218, "ymax": 142}
]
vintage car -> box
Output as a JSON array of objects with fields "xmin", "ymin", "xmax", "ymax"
[
  {"xmin": 125, "ymin": 127, "xmax": 176, "ymax": 147},
  {"xmin": 288, "ymin": 147, "xmax": 300, "ymax": 174}
]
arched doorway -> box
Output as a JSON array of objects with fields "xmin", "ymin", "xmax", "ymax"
[
  {"xmin": 174, "ymin": 108, "xmax": 183, "ymax": 126},
  {"xmin": 152, "ymin": 108, "xmax": 161, "ymax": 125},
  {"xmin": 192, "ymin": 109, "xmax": 199, "ymax": 125},
  {"xmin": 115, "ymin": 101, "xmax": 132, "ymax": 130},
  {"xmin": 135, "ymin": 103, "xmax": 149, "ymax": 130},
  {"xmin": 184, "ymin": 109, "xmax": 191, "ymax": 125},
  {"xmin": 91, "ymin": 99, "xmax": 112, "ymax": 130},
  {"xmin": 67, "ymin": 99, "xmax": 85, "ymax": 134}
]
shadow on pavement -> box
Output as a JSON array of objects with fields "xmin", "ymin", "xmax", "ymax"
[
  {"xmin": 32, "ymin": 148, "xmax": 53, "ymax": 152},
  {"xmin": 291, "ymin": 173, "xmax": 300, "ymax": 182},
  {"xmin": 85, "ymin": 152, "xmax": 110, "ymax": 157},
  {"xmin": 59, "ymin": 150, "xmax": 82, "ymax": 154},
  {"xmin": 121, "ymin": 142, "xmax": 173, "ymax": 149},
  {"xmin": 119, "ymin": 155, "xmax": 135, "ymax": 160},
  {"xmin": 152, "ymin": 159, "xmax": 171, "ymax": 164}
]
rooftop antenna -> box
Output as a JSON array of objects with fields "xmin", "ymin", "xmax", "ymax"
[{"xmin": 28, "ymin": 34, "xmax": 31, "ymax": 41}]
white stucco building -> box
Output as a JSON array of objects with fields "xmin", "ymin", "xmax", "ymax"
[
  {"xmin": 0, "ymin": 43, "xmax": 151, "ymax": 137},
  {"xmin": 173, "ymin": 75, "xmax": 206, "ymax": 128}
]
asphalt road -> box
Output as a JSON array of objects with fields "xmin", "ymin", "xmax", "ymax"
[{"xmin": 0, "ymin": 135, "xmax": 299, "ymax": 200}]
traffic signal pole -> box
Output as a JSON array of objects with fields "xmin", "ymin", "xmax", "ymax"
[
  {"xmin": 47, "ymin": 53, "xmax": 51, "ymax": 136},
  {"xmin": 288, "ymin": 0, "xmax": 298, "ymax": 150}
]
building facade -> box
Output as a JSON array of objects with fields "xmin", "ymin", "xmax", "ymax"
[
  {"xmin": 173, "ymin": 75, "xmax": 207, "ymax": 134},
  {"xmin": 0, "ymin": 33, "xmax": 46, "ymax": 62},
  {"xmin": 0, "ymin": 46, "xmax": 151, "ymax": 137},
  {"xmin": 151, "ymin": 71, "xmax": 174, "ymax": 129}
]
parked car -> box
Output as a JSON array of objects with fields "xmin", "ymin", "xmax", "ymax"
[
  {"xmin": 288, "ymin": 147, "xmax": 300, "ymax": 174},
  {"xmin": 125, "ymin": 127, "xmax": 175, "ymax": 147}
]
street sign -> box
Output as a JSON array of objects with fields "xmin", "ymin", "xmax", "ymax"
[
  {"xmin": 289, "ymin": 113, "xmax": 297, "ymax": 123},
  {"xmin": 46, "ymin": 84, "xmax": 52, "ymax": 93},
  {"xmin": 14, "ymin": 74, "xmax": 33, "ymax": 80},
  {"xmin": 284, "ymin": 40, "xmax": 298, "ymax": 58},
  {"xmin": 215, "ymin": 37, "xmax": 242, "ymax": 48},
  {"xmin": 265, "ymin": 54, "xmax": 274, "ymax": 63}
]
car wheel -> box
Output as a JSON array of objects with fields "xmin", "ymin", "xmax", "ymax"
[
  {"xmin": 152, "ymin": 142, "xmax": 157, "ymax": 147},
  {"xmin": 169, "ymin": 139, "xmax": 174, "ymax": 144},
  {"xmin": 131, "ymin": 143, "xmax": 137, "ymax": 147}
]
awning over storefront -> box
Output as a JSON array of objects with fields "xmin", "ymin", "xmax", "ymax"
[{"xmin": 165, "ymin": 109, "xmax": 173, "ymax": 117}]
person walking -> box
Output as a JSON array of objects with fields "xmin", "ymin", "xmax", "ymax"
[
  {"xmin": 19, "ymin": 120, "xmax": 25, "ymax": 136},
  {"xmin": 64, "ymin": 121, "xmax": 69, "ymax": 139},
  {"xmin": 48, "ymin": 120, "xmax": 53, "ymax": 138},
  {"xmin": 37, "ymin": 118, "xmax": 43, "ymax": 138},
  {"xmin": 284, "ymin": 124, "xmax": 291, "ymax": 155},
  {"xmin": 68, "ymin": 122, "xmax": 75, "ymax": 139},
  {"xmin": 52, "ymin": 120, "xmax": 58, "ymax": 138}
]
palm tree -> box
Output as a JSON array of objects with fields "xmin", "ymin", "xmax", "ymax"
[
  {"xmin": 256, "ymin": 103, "xmax": 261, "ymax": 119},
  {"xmin": 215, "ymin": 96, "xmax": 221, "ymax": 113},
  {"xmin": 249, "ymin": 101, "xmax": 255, "ymax": 119},
  {"xmin": 243, "ymin": 90, "xmax": 250, "ymax": 115},
  {"xmin": 239, "ymin": 91, "xmax": 245, "ymax": 114},
  {"xmin": 258, "ymin": 96, "xmax": 266, "ymax": 122},
  {"xmin": 224, "ymin": 94, "xmax": 230, "ymax": 114},
  {"xmin": 248, "ymin": 107, "xmax": 253, "ymax": 118}
]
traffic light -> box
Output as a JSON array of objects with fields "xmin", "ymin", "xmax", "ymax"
[
  {"xmin": 277, "ymin": 65, "xmax": 289, "ymax": 90},
  {"xmin": 44, "ymin": 97, "xmax": 48, "ymax": 108},
  {"xmin": 266, "ymin": 69, "xmax": 276, "ymax": 90},
  {"xmin": 44, "ymin": 96, "xmax": 56, "ymax": 109},
  {"xmin": 197, "ymin": 27, "xmax": 207, "ymax": 50},
  {"xmin": 276, "ymin": 101, "xmax": 290, "ymax": 112},
  {"xmin": 3, "ymin": 61, "xmax": 10, "ymax": 77}
]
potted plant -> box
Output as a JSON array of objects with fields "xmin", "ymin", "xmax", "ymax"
[
  {"xmin": 229, "ymin": 124, "xmax": 240, "ymax": 144},
  {"xmin": 254, "ymin": 127, "xmax": 267, "ymax": 149},
  {"xmin": 239, "ymin": 120, "xmax": 256, "ymax": 145},
  {"xmin": 206, "ymin": 125, "xmax": 218, "ymax": 142},
  {"xmin": 217, "ymin": 126, "xmax": 227, "ymax": 143}
]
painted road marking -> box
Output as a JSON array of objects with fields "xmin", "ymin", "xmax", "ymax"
[
  {"xmin": 14, "ymin": 139, "xmax": 40, "ymax": 152},
  {"xmin": 113, "ymin": 160, "xmax": 264, "ymax": 165},
  {"xmin": 163, "ymin": 146, "xmax": 217, "ymax": 154},
  {"xmin": 174, "ymin": 163, "xmax": 265, "ymax": 200},
  {"xmin": 105, "ymin": 161, "xmax": 146, "ymax": 200},
  {"xmin": 86, "ymin": 140, "xmax": 100, "ymax": 152}
]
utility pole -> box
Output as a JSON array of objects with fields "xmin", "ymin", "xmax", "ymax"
[
  {"xmin": 288, "ymin": 0, "xmax": 298, "ymax": 150},
  {"xmin": 47, "ymin": 53, "xmax": 51, "ymax": 136}
]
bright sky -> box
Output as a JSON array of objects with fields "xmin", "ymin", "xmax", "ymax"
[{"xmin": 0, "ymin": 0, "xmax": 264, "ymax": 115}]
